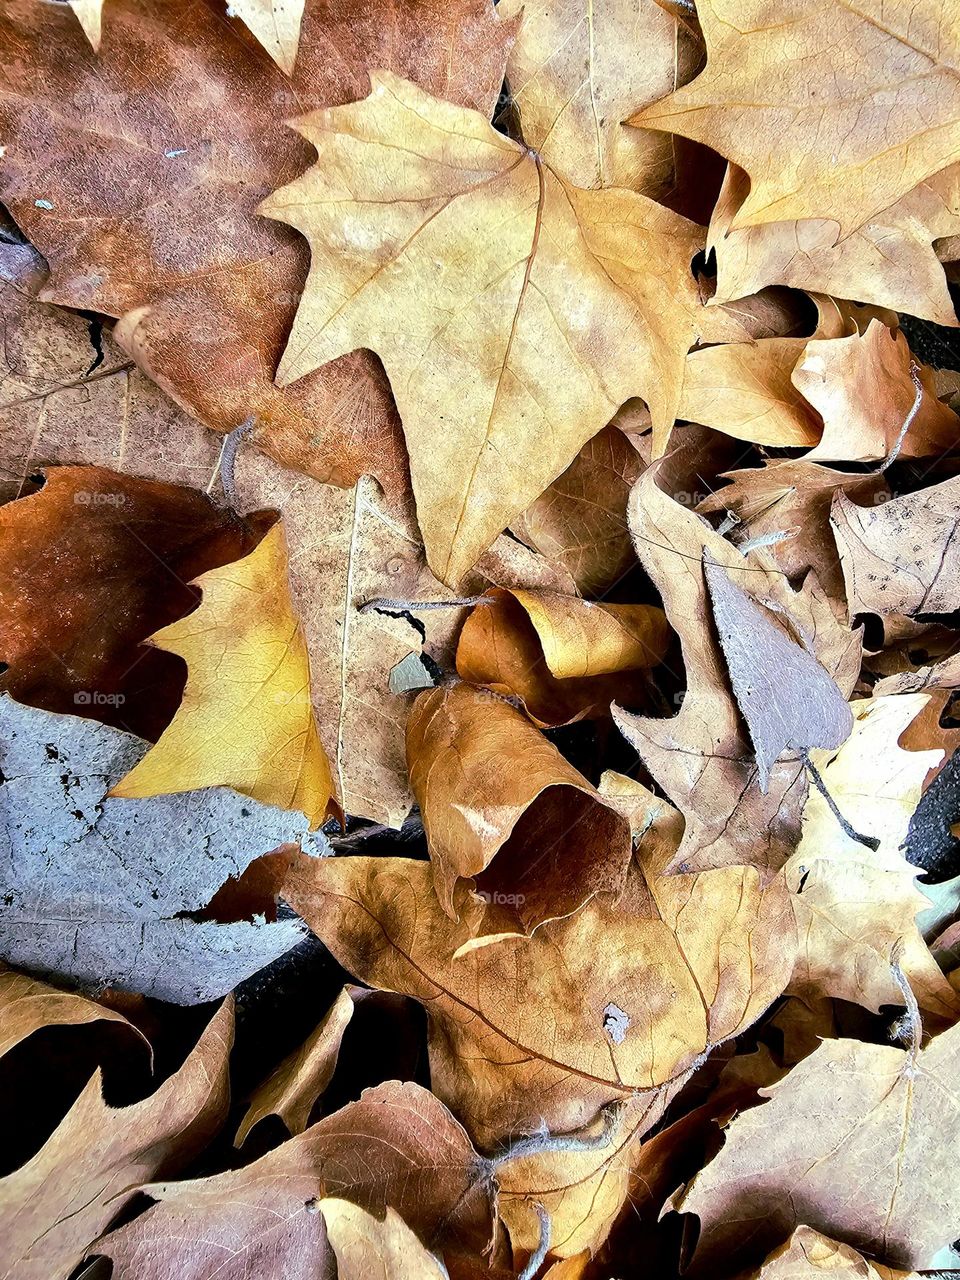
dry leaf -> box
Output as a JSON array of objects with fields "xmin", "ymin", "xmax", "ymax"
[
  {"xmin": 0, "ymin": 465, "xmax": 270, "ymax": 742},
  {"xmin": 832, "ymin": 476, "xmax": 960, "ymax": 628},
  {"xmin": 260, "ymin": 71, "xmax": 743, "ymax": 582},
  {"xmin": 783, "ymin": 695, "xmax": 959, "ymax": 1020},
  {"xmin": 318, "ymin": 1199, "xmax": 447, "ymax": 1280},
  {"xmin": 230, "ymin": 0, "xmax": 306, "ymax": 75},
  {"xmin": 794, "ymin": 322, "xmax": 958, "ymax": 463},
  {"xmin": 281, "ymin": 842, "xmax": 795, "ymax": 1148},
  {"xmin": 455, "ymin": 588, "xmax": 669, "ymax": 726},
  {"xmin": 111, "ymin": 522, "xmax": 337, "ymax": 828},
  {"xmin": 710, "ymin": 162, "xmax": 960, "ymax": 326},
  {"xmin": 674, "ymin": 1019, "xmax": 960, "ymax": 1272},
  {"xmin": 614, "ymin": 465, "xmax": 861, "ymax": 878},
  {"xmin": 0, "ymin": 0, "xmax": 517, "ymax": 499},
  {"xmin": 407, "ymin": 683, "xmax": 632, "ymax": 936},
  {"xmin": 749, "ymin": 1227, "xmax": 917, "ymax": 1280},
  {"xmin": 499, "ymin": 0, "xmax": 699, "ymax": 197},
  {"xmin": 0, "ymin": 696, "xmax": 318, "ymax": 1003},
  {"xmin": 633, "ymin": 0, "xmax": 960, "ymax": 236},
  {"xmin": 0, "ymin": 967, "xmax": 143, "ymax": 1061},
  {"xmin": 95, "ymin": 1081, "xmax": 500, "ymax": 1279},
  {"xmin": 0, "ymin": 998, "xmax": 232, "ymax": 1280},
  {"xmin": 514, "ymin": 423, "xmax": 647, "ymax": 596}
]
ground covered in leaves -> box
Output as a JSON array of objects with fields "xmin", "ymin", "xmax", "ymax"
[{"xmin": 3, "ymin": 1, "xmax": 960, "ymax": 1277}]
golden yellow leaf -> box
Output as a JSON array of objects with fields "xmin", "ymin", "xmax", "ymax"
[
  {"xmin": 260, "ymin": 71, "xmax": 742, "ymax": 584},
  {"xmin": 111, "ymin": 522, "xmax": 336, "ymax": 828},
  {"xmin": 633, "ymin": 0, "xmax": 960, "ymax": 236}
]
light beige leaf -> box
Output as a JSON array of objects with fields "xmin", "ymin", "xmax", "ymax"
[{"xmin": 230, "ymin": 0, "xmax": 305, "ymax": 75}]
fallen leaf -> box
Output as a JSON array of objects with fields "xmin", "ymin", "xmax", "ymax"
[
  {"xmin": 318, "ymin": 1199, "xmax": 448, "ymax": 1280},
  {"xmin": 514, "ymin": 423, "xmax": 647, "ymax": 596},
  {"xmin": 111, "ymin": 522, "xmax": 337, "ymax": 827},
  {"xmin": 0, "ymin": 998, "xmax": 232, "ymax": 1280},
  {"xmin": 794, "ymin": 322, "xmax": 958, "ymax": 463},
  {"xmin": 455, "ymin": 588, "xmax": 669, "ymax": 726},
  {"xmin": 67, "ymin": 0, "xmax": 101, "ymax": 47},
  {"xmin": 498, "ymin": 0, "xmax": 699, "ymax": 197},
  {"xmin": 632, "ymin": 0, "xmax": 960, "ymax": 236},
  {"xmin": 0, "ymin": 465, "xmax": 270, "ymax": 742},
  {"xmin": 0, "ymin": 967, "xmax": 143, "ymax": 1061},
  {"xmin": 782, "ymin": 695, "xmax": 959, "ymax": 1020},
  {"xmin": 674, "ymin": 1019, "xmax": 960, "ymax": 1272},
  {"xmin": 0, "ymin": 696, "xmax": 320, "ymax": 1003},
  {"xmin": 281, "ymin": 840, "xmax": 795, "ymax": 1149},
  {"xmin": 230, "ymin": 0, "xmax": 305, "ymax": 75},
  {"xmin": 95, "ymin": 1081, "xmax": 501, "ymax": 1279},
  {"xmin": 260, "ymin": 71, "xmax": 743, "ymax": 582},
  {"xmin": 698, "ymin": 460, "xmax": 888, "ymax": 610},
  {"xmin": 406, "ymin": 683, "xmax": 632, "ymax": 936},
  {"xmin": 749, "ymin": 1227, "xmax": 917, "ymax": 1280},
  {"xmin": 832, "ymin": 475, "xmax": 960, "ymax": 628},
  {"xmin": 702, "ymin": 551, "xmax": 853, "ymax": 790},
  {"xmin": 709, "ymin": 162, "xmax": 960, "ymax": 327},
  {"xmin": 0, "ymin": 0, "xmax": 517, "ymax": 499},
  {"xmin": 614, "ymin": 464, "xmax": 861, "ymax": 877}
]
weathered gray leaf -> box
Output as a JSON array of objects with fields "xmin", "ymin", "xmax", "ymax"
[
  {"xmin": 703, "ymin": 552, "xmax": 853, "ymax": 791},
  {"xmin": 0, "ymin": 696, "xmax": 326, "ymax": 1003}
]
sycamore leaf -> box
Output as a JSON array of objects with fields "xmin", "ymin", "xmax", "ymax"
[
  {"xmin": 111, "ymin": 522, "xmax": 337, "ymax": 828},
  {"xmin": 710, "ymin": 162, "xmax": 960, "ymax": 327},
  {"xmin": 0, "ymin": 697, "xmax": 319, "ymax": 1003},
  {"xmin": 281, "ymin": 842, "xmax": 795, "ymax": 1148},
  {"xmin": 632, "ymin": 0, "xmax": 960, "ymax": 236},
  {"xmin": 783, "ymin": 695, "xmax": 960, "ymax": 1020},
  {"xmin": 319, "ymin": 1200, "xmax": 447, "ymax": 1280},
  {"xmin": 0, "ymin": 967, "xmax": 143, "ymax": 1062},
  {"xmin": 614, "ymin": 463, "xmax": 861, "ymax": 877},
  {"xmin": 498, "ymin": 0, "xmax": 700, "ymax": 196},
  {"xmin": 260, "ymin": 71, "xmax": 743, "ymax": 583},
  {"xmin": 455, "ymin": 588, "xmax": 669, "ymax": 726},
  {"xmin": 832, "ymin": 475, "xmax": 960, "ymax": 627},
  {"xmin": 0, "ymin": 465, "xmax": 270, "ymax": 742},
  {"xmin": 674, "ymin": 1020, "xmax": 960, "ymax": 1272},
  {"xmin": 0, "ymin": 0, "xmax": 516, "ymax": 501},
  {"xmin": 750, "ymin": 1227, "xmax": 918, "ymax": 1280},
  {"xmin": 514, "ymin": 423, "xmax": 648, "ymax": 595},
  {"xmin": 407, "ymin": 683, "xmax": 631, "ymax": 937},
  {"xmin": 794, "ymin": 322, "xmax": 958, "ymax": 463},
  {"xmin": 229, "ymin": 0, "xmax": 305, "ymax": 75},
  {"xmin": 703, "ymin": 551, "xmax": 853, "ymax": 791},
  {"xmin": 95, "ymin": 1081, "xmax": 501, "ymax": 1280},
  {"xmin": 698, "ymin": 460, "xmax": 888, "ymax": 610},
  {"xmin": 0, "ymin": 999, "xmax": 232, "ymax": 1280}
]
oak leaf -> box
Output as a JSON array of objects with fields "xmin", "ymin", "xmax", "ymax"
[
  {"xmin": 632, "ymin": 0, "xmax": 960, "ymax": 236},
  {"xmin": 406, "ymin": 683, "xmax": 632, "ymax": 936},
  {"xmin": 0, "ymin": 998, "xmax": 233, "ymax": 1280},
  {"xmin": 260, "ymin": 71, "xmax": 743, "ymax": 582},
  {"xmin": 455, "ymin": 588, "xmax": 669, "ymax": 726},
  {"xmin": 674, "ymin": 1019, "xmax": 960, "ymax": 1272},
  {"xmin": 94, "ymin": 1081, "xmax": 501, "ymax": 1279},
  {"xmin": 0, "ymin": 697, "xmax": 319, "ymax": 1003},
  {"xmin": 0, "ymin": 0, "xmax": 516, "ymax": 499},
  {"xmin": 111, "ymin": 522, "xmax": 337, "ymax": 828}
]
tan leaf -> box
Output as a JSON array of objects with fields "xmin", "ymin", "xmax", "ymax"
[
  {"xmin": 750, "ymin": 1227, "xmax": 917, "ymax": 1280},
  {"xmin": 111, "ymin": 522, "xmax": 337, "ymax": 828},
  {"xmin": 614, "ymin": 464, "xmax": 861, "ymax": 878},
  {"xmin": 0, "ymin": 999, "xmax": 233, "ymax": 1280},
  {"xmin": 260, "ymin": 72, "xmax": 743, "ymax": 583},
  {"xmin": 406, "ymin": 683, "xmax": 632, "ymax": 936},
  {"xmin": 674, "ymin": 1020, "xmax": 960, "ymax": 1271},
  {"xmin": 229, "ymin": 0, "xmax": 305, "ymax": 76},
  {"xmin": 0, "ymin": 0, "xmax": 517, "ymax": 501},
  {"xmin": 67, "ymin": 0, "xmax": 101, "ymax": 47},
  {"xmin": 455, "ymin": 588, "xmax": 669, "ymax": 726},
  {"xmin": 782, "ymin": 695, "xmax": 959, "ymax": 1020},
  {"xmin": 794, "ymin": 322, "xmax": 958, "ymax": 463},
  {"xmin": 709, "ymin": 162, "xmax": 960, "ymax": 327},
  {"xmin": 95, "ymin": 1081, "xmax": 501, "ymax": 1279},
  {"xmin": 498, "ymin": 0, "xmax": 700, "ymax": 196},
  {"xmin": 319, "ymin": 1200, "xmax": 447, "ymax": 1280},
  {"xmin": 632, "ymin": 0, "xmax": 960, "ymax": 236},
  {"xmin": 281, "ymin": 840, "xmax": 795, "ymax": 1148},
  {"xmin": 0, "ymin": 967, "xmax": 143, "ymax": 1061},
  {"xmin": 514, "ymin": 423, "xmax": 647, "ymax": 596}
]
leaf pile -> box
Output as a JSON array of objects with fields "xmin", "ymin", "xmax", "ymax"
[{"xmin": 2, "ymin": 2, "xmax": 960, "ymax": 1278}]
